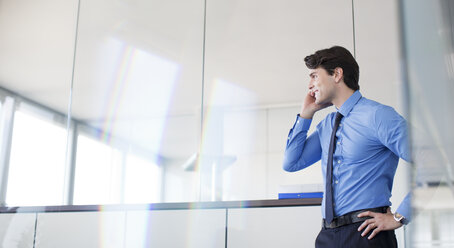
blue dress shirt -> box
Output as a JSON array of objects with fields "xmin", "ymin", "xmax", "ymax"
[{"xmin": 283, "ymin": 91, "xmax": 411, "ymax": 220}]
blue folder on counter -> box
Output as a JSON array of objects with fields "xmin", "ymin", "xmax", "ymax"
[{"xmin": 278, "ymin": 192, "xmax": 323, "ymax": 199}]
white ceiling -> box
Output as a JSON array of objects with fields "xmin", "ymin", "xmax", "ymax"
[{"xmin": 0, "ymin": 0, "xmax": 356, "ymax": 120}]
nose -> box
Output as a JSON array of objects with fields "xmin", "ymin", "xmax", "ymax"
[{"xmin": 308, "ymin": 80, "xmax": 314, "ymax": 90}]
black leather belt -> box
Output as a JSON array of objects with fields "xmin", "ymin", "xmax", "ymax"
[{"xmin": 322, "ymin": 206, "xmax": 388, "ymax": 229}]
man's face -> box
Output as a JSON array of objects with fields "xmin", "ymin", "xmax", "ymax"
[{"xmin": 308, "ymin": 67, "xmax": 336, "ymax": 105}]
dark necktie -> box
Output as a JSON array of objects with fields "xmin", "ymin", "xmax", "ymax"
[{"xmin": 325, "ymin": 112, "xmax": 343, "ymax": 224}]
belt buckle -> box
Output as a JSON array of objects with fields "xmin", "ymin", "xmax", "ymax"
[
  {"xmin": 328, "ymin": 220, "xmax": 338, "ymax": 229},
  {"xmin": 323, "ymin": 218, "xmax": 338, "ymax": 229}
]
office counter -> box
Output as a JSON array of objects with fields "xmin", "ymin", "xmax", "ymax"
[{"xmin": 0, "ymin": 198, "xmax": 322, "ymax": 247}]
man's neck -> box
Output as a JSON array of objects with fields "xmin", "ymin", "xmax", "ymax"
[{"xmin": 332, "ymin": 87, "xmax": 355, "ymax": 109}]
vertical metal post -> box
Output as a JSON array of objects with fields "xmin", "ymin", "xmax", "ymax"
[
  {"xmin": 63, "ymin": 0, "xmax": 82, "ymax": 205},
  {"xmin": 351, "ymin": 0, "xmax": 357, "ymax": 58},
  {"xmin": 397, "ymin": 1, "xmax": 413, "ymax": 247},
  {"xmin": 63, "ymin": 123, "xmax": 78, "ymax": 205},
  {"xmin": 0, "ymin": 97, "xmax": 16, "ymax": 206}
]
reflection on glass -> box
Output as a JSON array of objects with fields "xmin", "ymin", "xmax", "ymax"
[
  {"xmin": 7, "ymin": 108, "xmax": 66, "ymax": 206},
  {"xmin": 71, "ymin": 0, "xmax": 204, "ymax": 204},
  {"xmin": 203, "ymin": 0, "xmax": 356, "ymax": 203},
  {"xmin": 80, "ymin": 38, "xmax": 180, "ymax": 148},
  {"xmin": 72, "ymin": 43, "xmax": 179, "ymax": 205},
  {"xmin": 199, "ymin": 79, "xmax": 257, "ymax": 201}
]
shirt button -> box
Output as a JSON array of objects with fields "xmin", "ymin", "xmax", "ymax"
[
  {"xmin": 339, "ymin": 123, "xmax": 342, "ymax": 127},
  {"xmin": 297, "ymin": 120, "xmax": 300, "ymax": 124},
  {"xmin": 335, "ymin": 180, "xmax": 339, "ymax": 184},
  {"xmin": 337, "ymin": 160, "xmax": 341, "ymax": 164},
  {"xmin": 337, "ymin": 141, "xmax": 340, "ymax": 145}
]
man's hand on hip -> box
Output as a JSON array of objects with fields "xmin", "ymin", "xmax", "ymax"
[{"xmin": 357, "ymin": 207, "xmax": 403, "ymax": 239}]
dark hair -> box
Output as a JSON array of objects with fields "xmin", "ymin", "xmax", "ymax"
[{"xmin": 304, "ymin": 46, "xmax": 360, "ymax": 91}]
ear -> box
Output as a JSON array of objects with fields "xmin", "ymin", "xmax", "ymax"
[{"xmin": 334, "ymin": 67, "xmax": 343, "ymax": 83}]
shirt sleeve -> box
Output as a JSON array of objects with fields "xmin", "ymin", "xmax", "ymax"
[
  {"xmin": 375, "ymin": 106, "xmax": 411, "ymax": 162},
  {"xmin": 282, "ymin": 114, "xmax": 322, "ymax": 172},
  {"xmin": 396, "ymin": 193, "xmax": 412, "ymax": 223},
  {"xmin": 375, "ymin": 106, "xmax": 412, "ymax": 223}
]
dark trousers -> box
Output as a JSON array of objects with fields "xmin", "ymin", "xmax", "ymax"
[{"xmin": 315, "ymin": 222, "xmax": 398, "ymax": 248}]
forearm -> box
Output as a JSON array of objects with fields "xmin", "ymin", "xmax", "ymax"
[
  {"xmin": 283, "ymin": 115, "xmax": 321, "ymax": 172},
  {"xmin": 299, "ymin": 108, "xmax": 315, "ymax": 119}
]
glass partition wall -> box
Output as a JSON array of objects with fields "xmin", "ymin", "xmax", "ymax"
[
  {"xmin": 400, "ymin": 0, "xmax": 454, "ymax": 247},
  {"xmin": 0, "ymin": 0, "xmax": 76, "ymax": 206},
  {"xmin": 69, "ymin": 0, "xmax": 205, "ymax": 204},
  {"xmin": 0, "ymin": 0, "xmax": 409, "ymax": 211},
  {"xmin": 202, "ymin": 0, "xmax": 355, "ymax": 201}
]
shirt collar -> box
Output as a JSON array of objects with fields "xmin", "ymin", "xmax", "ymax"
[{"xmin": 337, "ymin": 90, "xmax": 362, "ymax": 117}]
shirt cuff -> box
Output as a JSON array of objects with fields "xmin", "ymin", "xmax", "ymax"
[
  {"xmin": 396, "ymin": 193, "xmax": 412, "ymax": 223},
  {"xmin": 293, "ymin": 114, "xmax": 312, "ymax": 133}
]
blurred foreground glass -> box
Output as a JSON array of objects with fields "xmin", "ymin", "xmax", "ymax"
[
  {"xmin": 70, "ymin": 0, "xmax": 204, "ymax": 203},
  {"xmin": 401, "ymin": 0, "xmax": 454, "ymax": 246}
]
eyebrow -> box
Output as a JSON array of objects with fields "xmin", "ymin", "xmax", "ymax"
[{"xmin": 309, "ymin": 72, "xmax": 317, "ymax": 77}]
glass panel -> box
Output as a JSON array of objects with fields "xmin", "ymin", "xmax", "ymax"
[
  {"xmin": 0, "ymin": 213, "xmax": 36, "ymax": 247},
  {"xmin": 401, "ymin": 0, "xmax": 454, "ymax": 247},
  {"xmin": 125, "ymin": 209, "xmax": 225, "ymax": 248},
  {"xmin": 0, "ymin": 0, "xmax": 78, "ymax": 206},
  {"xmin": 202, "ymin": 0, "xmax": 354, "ymax": 201},
  {"xmin": 35, "ymin": 212, "xmax": 126, "ymax": 248},
  {"xmin": 353, "ymin": 1, "xmax": 409, "ymax": 246},
  {"xmin": 71, "ymin": 0, "xmax": 204, "ymax": 203},
  {"xmin": 6, "ymin": 105, "xmax": 67, "ymax": 206}
]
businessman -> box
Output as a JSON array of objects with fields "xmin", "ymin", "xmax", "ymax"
[{"xmin": 283, "ymin": 46, "xmax": 410, "ymax": 247}]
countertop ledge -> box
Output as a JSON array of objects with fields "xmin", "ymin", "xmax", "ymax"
[{"xmin": 0, "ymin": 198, "xmax": 322, "ymax": 213}]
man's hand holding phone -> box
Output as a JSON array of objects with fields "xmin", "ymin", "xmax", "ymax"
[{"xmin": 300, "ymin": 89, "xmax": 332, "ymax": 119}]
